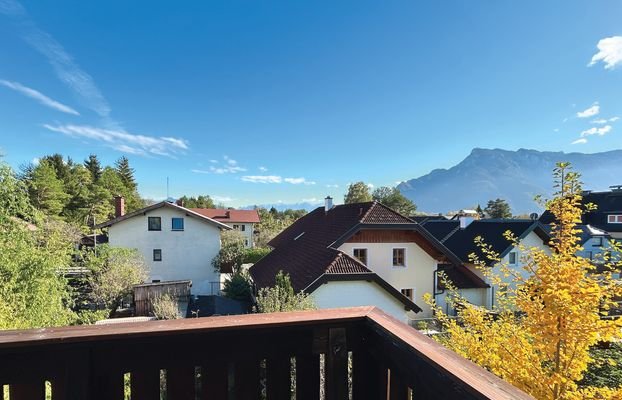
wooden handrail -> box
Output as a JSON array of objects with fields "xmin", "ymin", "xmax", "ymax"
[{"xmin": 0, "ymin": 306, "xmax": 533, "ymax": 399}]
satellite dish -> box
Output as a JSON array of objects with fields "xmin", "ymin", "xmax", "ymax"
[{"xmin": 529, "ymin": 213, "xmax": 539, "ymax": 221}]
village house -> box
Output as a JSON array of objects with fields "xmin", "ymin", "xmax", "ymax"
[
  {"xmin": 186, "ymin": 207, "xmax": 260, "ymax": 248},
  {"xmin": 420, "ymin": 218, "xmax": 552, "ymax": 314},
  {"xmin": 95, "ymin": 197, "xmax": 231, "ymax": 296},
  {"xmin": 249, "ymin": 197, "xmax": 479, "ymax": 322}
]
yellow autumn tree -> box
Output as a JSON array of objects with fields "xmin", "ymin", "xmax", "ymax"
[{"xmin": 425, "ymin": 162, "xmax": 622, "ymax": 400}]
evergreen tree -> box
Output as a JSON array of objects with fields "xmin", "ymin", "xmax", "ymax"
[
  {"xmin": 484, "ymin": 198, "xmax": 512, "ymax": 218},
  {"xmin": 372, "ymin": 186, "xmax": 417, "ymax": 216},
  {"xmin": 114, "ymin": 156, "xmax": 136, "ymax": 191},
  {"xmin": 25, "ymin": 160, "xmax": 70, "ymax": 216},
  {"xmin": 84, "ymin": 154, "xmax": 102, "ymax": 182},
  {"xmin": 177, "ymin": 195, "xmax": 215, "ymax": 208},
  {"xmin": 344, "ymin": 181, "xmax": 372, "ymax": 204}
]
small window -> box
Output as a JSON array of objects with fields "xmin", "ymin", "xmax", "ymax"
[
  {"xmin": 245, "ymin": 239, "xmax": 249, "ymax": 246},
  {"xmin": 401, "ymin": 288, "xmax": 413, "ymax": 300},
  {"xmin": 509, "ymin": 251, "xmax": 517, "ymax": 265},
  {"xmin": 152, "ymin": 279, "xmax": 161, "ymax": 283},
  {"xmin": 240, "ymin": 225, "xmax": 246, "ymax": 232},
  {"xmin": 353, "ymin": 248, "xmax": 368, "ymax": 265},
  {"xmin": 233, "ymin": 224, "xmax": 239, "ymax": 230},
  {"xmin": 153, "ymin": 249, "xmax": 162, "ymax": 262},
  {"xmin": 608, "ymin": 215, "xmax": 622, "ymax": 224},
  {"xmin": 172, "ymin": 217, "xmax": 184, "ymax": 231},
  {"xmin": 148, "ymin": 217, "xmax": 161, "ymax": 231},
  {"xmin": 593, "ymin": 237, "xmax": 603, "ymax": 246},
  {"xmin": 393, "ymin": 248, "xmax": 405, "ymax": 267}
]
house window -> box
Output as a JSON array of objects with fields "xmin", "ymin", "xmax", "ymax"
[
  {"xmin": 608, "ymin": 215, "xmax": 622, "ymax": 224},
  {"xmin": 353, "ymin": 248, "xmax": 368, "ymax": 265},
  {"xmin": 153, "ymin": 249, "xmax": 162, "ymax": 261},
  {"xmin": 233, "ymin": 224, "xmax": 239, "ymax": 230},
  {"xmin": 393, "ymin": 248, "xmax": 405, "ymax": 267},
  {"xmin": 240, "ymin": 224, "xmax": 246, "ymax": 231},
  {"xmin": 148, "ymin": 217, "xmax": 161, "ymax": 231},
  {"xmin": 585, "ymin": 251, "xmax": 593, "ymax": 260},
  {"xmin": 172, "ymin": 217, "xmax": 184, "ymax": 231},
  {"xmin": 401, "ymin": 288, "xmax": 413, "ymax": 300},
  {"xmin": 245, "ymin": 239, "xmax": 249, "ymax": 246},
  {"xmin": 593, "ymin": 237, "xmax": 603, "ymax": 246},
  {"xmin": 509, "ymin": 251, "xmax": 517, "ymax": 265}
]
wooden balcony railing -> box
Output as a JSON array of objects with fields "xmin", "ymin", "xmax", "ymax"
[{"xmin": 0, "ymin": 306, "xmax": 532, "ymax": 399}]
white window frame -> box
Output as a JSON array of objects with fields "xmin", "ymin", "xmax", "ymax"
[
  {"xmin": 392, "ymin": 247, "xmax": 406, "ymax": 267},
  {"xmin": 508, "ymin": 251, "xmax": 517, "ymax": 265},
  {"xmin": 608, "ymin": 215, "xmax": 622, "ymax": 224}
]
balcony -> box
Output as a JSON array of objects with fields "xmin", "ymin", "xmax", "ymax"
[{"xmin": 0, "ymin": 306, "xmax": 532, "ymax": 399}]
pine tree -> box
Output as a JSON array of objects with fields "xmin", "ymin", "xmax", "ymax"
[
  {"xmin": 84, "ymin": 154, "xmax": 102, "ymax": 182},
  {"xmin": 484, "ymin": 198, "xmax": 512, "ymax": 218},
  {"xmin": 114, "ymin": 156, "xmax": 136, "ymax": 191}
]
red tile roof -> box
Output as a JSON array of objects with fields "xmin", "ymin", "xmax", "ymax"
[{"xmin": 190, "ymin": 208, "xmax": 260, "ymax": 223}]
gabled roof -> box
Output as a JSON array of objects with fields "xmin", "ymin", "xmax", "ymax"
[
  {"xmin": 189, "ymin": 208, "xmax": 260, "ymax": 223},
  {"xmin": 249, "ymin": 201, "xmax": 468, "ymax": 307},
  {"xmin": 94, "ymin": 201, "xmax": 232, "ymax": 230},
  {"xmin": 421, "ymin": 219, "xmax": 551, "ymax": 264},
  {"xmin": 540, "ymin": 189, "xmax": 622, "ymax": 233}
]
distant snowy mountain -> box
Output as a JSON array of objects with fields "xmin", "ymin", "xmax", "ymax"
[
  {"xmin": 397, "ymin": 148, "xmax": 622, "ymax": 215},
  {"xmin": 241, "ymin": 201, "xmax": 323, "ymax": 212}
]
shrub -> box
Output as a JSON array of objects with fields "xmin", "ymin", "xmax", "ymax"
[
  {"xmin": 151, "ymin": 293, "xmax": 181, "ymax": 320},
  {"xmin": 223, "ymin": 271, "xmax": 253, "ymax": 302},
  {"xmin": 242, "ymin": 247, "xmax": 271, "ymax": 264},
  {"xmin": 255, "ymin": 271, "xmax": 315, "ymax": 313}
]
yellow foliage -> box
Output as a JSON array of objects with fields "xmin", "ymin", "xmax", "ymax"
[{"xmin": 426, "ymin": 163, "xmax": 622, "ymax": 400}]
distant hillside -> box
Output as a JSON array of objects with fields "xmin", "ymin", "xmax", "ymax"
[
  {"xmin": 397, "ymin": 148, "xmax": 622, "ymax": 215},
  {"xmin": 242, "ymin": 201, "xmax": 322, "ymax": 212}
]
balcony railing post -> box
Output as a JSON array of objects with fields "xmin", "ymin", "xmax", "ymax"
[
  {"xmin": 266, "ymin": 356, "xmax": 291, "ymax": 400},
  {"xmin": 325, "ymin": 327, "xmax": 348, "ymax": 400},
  {"xmin": 352, "ymin": 349, "xmax": 387, "ymax": 400},
  {"xmin": 295, "ymin": 354, "xmax": 320, "ymax": 400},
  {"xmin": 130, "ymin": 367, "xmax": 161, "ymax": 400}
]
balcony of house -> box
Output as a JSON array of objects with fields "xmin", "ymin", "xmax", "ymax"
[{"xmin": 0, "ymin": 306, "xmax": 532, "ymax": 400}]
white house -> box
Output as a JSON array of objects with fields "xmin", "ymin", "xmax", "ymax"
[
  {"xmin": 420, "ymin": 218, "xmax": 552, "ymax": 314},
  {"xmin": 96, "ymin": 197, "xmax": 231, "ymax": 295},
  {"xmin": 249, "ymin": 198, "xmax": 473, "ymax": 322},
  {"xmin": 187, "ymin": 208, "xmax": 260, "ymax": 248}
]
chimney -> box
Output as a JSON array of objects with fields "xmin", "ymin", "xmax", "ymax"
[
  {"xmin": 325, "ymin": 196, "xmax": 333, "ymax": 213},
  {"xmin": 175, "ymin": 198, "xmax": 184, "ymax": 207},
  {"xmin": 225, "ymin": 211, "xmax": 231, "ymax": 218},
  {"xmin": 459, "ymin": 216, "xmax": 474, "ymax": 229},
  {"xmin": 114, "ymin": 196, "xmax": 125, "ymax": 218}
]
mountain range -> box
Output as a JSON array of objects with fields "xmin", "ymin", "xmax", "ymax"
[{"xmin": 397, "ymin": 148, "xmax": 622, "ymax": 215}]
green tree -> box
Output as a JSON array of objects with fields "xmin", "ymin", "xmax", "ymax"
[
  {"xmin": 0, "ymin": 162, "xmax": 75, "ymax": 329},
  {"xmin": 177, "ymin": 195, "xmax": 216, "ymax": 208},
  {"xmin": 372, "ymin": 186, "xmax": 417, "ymax": 216},
  {"xmin": 484, "ymin": 198, "xmax": 512, "ymax": 218},
  {"xmin": 84, "ymin": 245, "xmax": 149, "ymax": 318},
  {"xmin": 24, "ymin": 159, "xmax": 70, "ymax": 216},
  {"xmin": 223, "ymin": 271, "xmax": 253, "ymax": 302},
  {"xmin": 344, "ymin": 181, "xmax": 372, "ymax": 204},
  {"xmin": 114, "ymin": 156, "xmax": 137, "ymax": 191},
  {"xmin": 212, "ymin": 230, "xmax": 246, "ymax": 273},
  {"xmin": 255, "ymin": 271, "xmax": 316, "ymax": 313},
  {"xmin": 84, "ymin": 154, "xmax": 102, "ymax": 182}
]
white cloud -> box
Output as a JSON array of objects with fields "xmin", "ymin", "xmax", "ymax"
[
  {"xmin": 284, "ymin": 177, "xmax": 316, "ymax": 185},
  {"xmin": 577, "ymin": 103, "xmax": 600, "ymax": 118},
  {"xmin": 200, "ymin": 155, "xmax": 247, "ymax": 174},
  {"xmin": 43, "ymin": 124, "xmax": 188, "ymax": 157},
  {"xmin": 610, "ymin": 117, "xmax": 620, "ymax": 122},
  {"xmin": 591, "ymin": 118, "xmax": 608, "ymax": 124},
  {"xmin": 301, "ymin": 198, "xmax": 320, "ymax": 203},
  {"xmin": 553, "ymin": 128, "xmax": 560, "ymax": 132},
  {"xmin": 259, "ymin": 166, "xmax": 268, "ymax": 172},
  {"xmin": 589, "ymin": 36, "xmax": 622, "ymax": 70},
  {"xmin": 0, "ymin": 80, "xmax": 79, "ymax": 115},
  {"xmin": 209, "ymin": 159, "xmax": 218, "ymax": 163},
  {"xmin": 572, "ymin": 138, "xmax": 588, "ymax": 145},
  {"xmin": 0, "ymin": 0, "xmax": 110, "ymax": 117},
  {"xmin": 326, "ymin": 184, "xmax": 339, "ymax": 188},
  {"xmin": 31, "ymin": 157, "xmax": 39, "ymax": 165},
  {"xmin": 191, "ymin": 169, "xmax": 210, "ymax": 174},
  {"xmin": 367, "ymin": 183, "xmax": 374, "ymax": 189},
  {"xmin": 241, "ymin": 175, "xmax": 283, "ymax": 184},
  {"xmin": 580, "ymin": 125, "xmax": 612, "ymax": 137}
]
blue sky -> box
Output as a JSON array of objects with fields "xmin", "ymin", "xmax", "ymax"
[{"xmin": 1, "ymin": 1, "xmax": 621, "ymax": 207}]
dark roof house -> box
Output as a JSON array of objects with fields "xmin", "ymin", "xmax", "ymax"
[{"xmin": 249, "ymin": 200, "xmax": 486, "ymax": 311}]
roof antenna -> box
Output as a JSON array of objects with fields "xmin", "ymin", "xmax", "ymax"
[{"xmin": 167, "ymin": 176, "xmax": 169, "ymax": 199}]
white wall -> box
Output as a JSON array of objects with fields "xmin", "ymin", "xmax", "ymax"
[
  {"xmin": 338, "ymin": 241, "xmax": 437, "ymax": 317},
  {"xmin": 108, "ymin": 206, "xmax": 223, "ymax": 295},
  {"xmin": 226, "ymin": 223, "xmax": 255, "ymax": 248},
  {"xmin": 578, "ymin": 236, "xmax": 613, "ymax": 262},
  {"xmin": 311, "ymin": 280, "xmax": 412, "ymax": 323}
]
